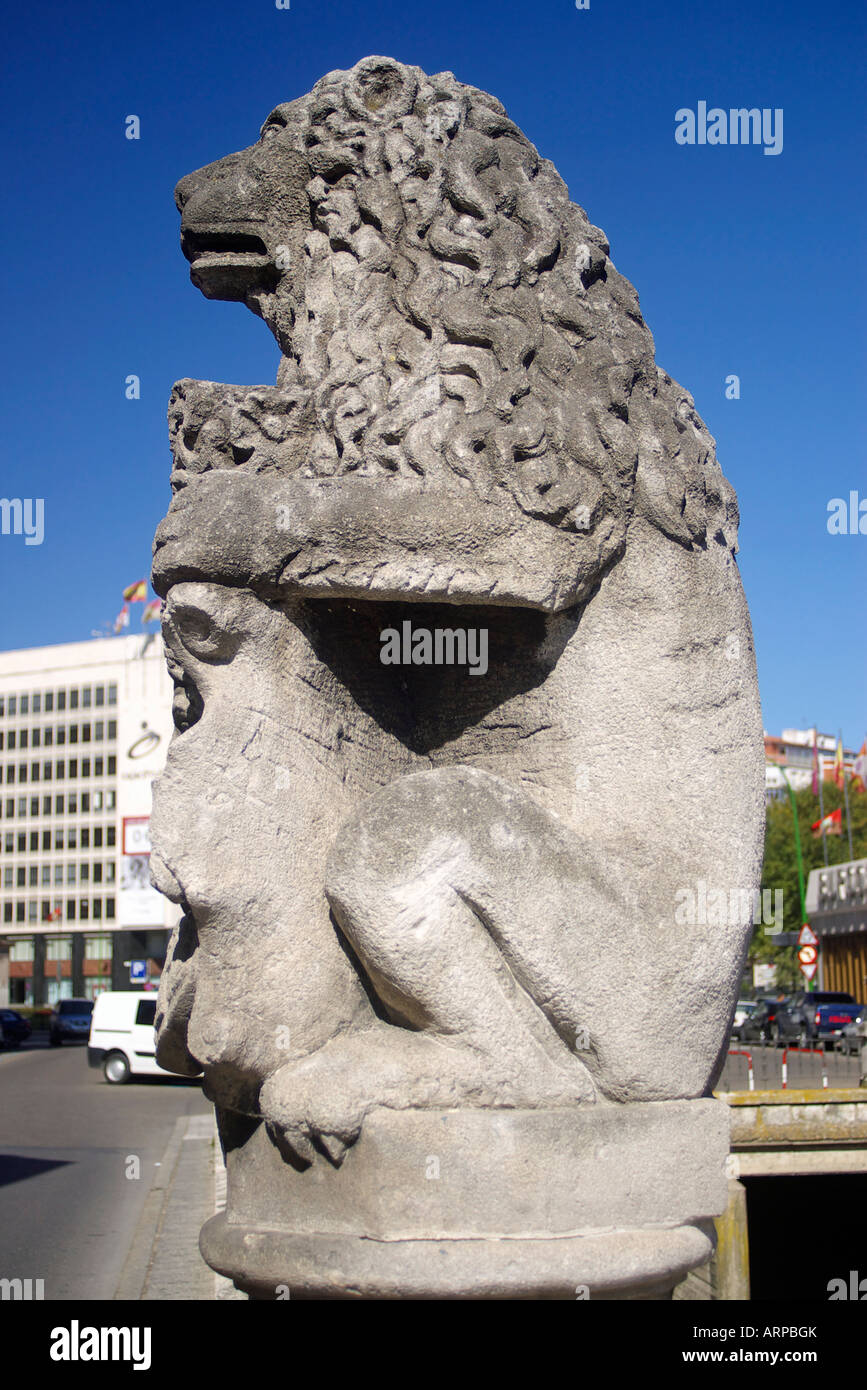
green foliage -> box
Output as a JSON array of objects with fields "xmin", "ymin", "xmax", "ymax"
[{"xmin": 751, "ymin": 778, "xmax": 867, "ymax": 982}]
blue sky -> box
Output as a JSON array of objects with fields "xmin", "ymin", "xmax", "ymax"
[{"xmin": 0, "ymin": 0, "xmax": 863, "ymax": 746}]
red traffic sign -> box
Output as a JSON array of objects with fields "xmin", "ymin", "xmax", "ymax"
[
  {"xmin": 798, "ymin": 944, "xmax": 818, "ymax": 966},
  {"xmin": 800, "ymin": 960, "xmax": 818, "ymax": 981},
  {"xmin": 798, "ymin": 924, "xmax": 818, "ymax": 948}
]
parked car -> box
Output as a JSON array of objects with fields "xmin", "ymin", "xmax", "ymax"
[
  {"xmin": 731, "ymin": 1000, "xmax": 757, "ymax": 1039},
  {"xmin": 836, "ymin": 1013, "xmax": 866, "ymax": 1057},
  {"xmin": 88, "ymin": 991, "xmax": 195, "ymax": 1084},
  {"xmin": 738, "ymin": 997, "xmax": 798, "ymax": 1045},
  {"xmin": 784, "ymin": 991, "xmax": 864, "ymax": 1047},
  {"xmin": 49, "ymin": 997, "xmax": 94, "ymax": 1045},
  {"xmin": 0, "ymin": 1009, "xmax": 32, "ymax": 1049}
]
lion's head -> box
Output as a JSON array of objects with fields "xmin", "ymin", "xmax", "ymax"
[{"xmin": 160, "ymin": 56, "xmax": 738, "ymax": 610}]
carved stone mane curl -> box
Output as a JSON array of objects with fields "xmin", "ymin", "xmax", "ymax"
[{"xmin": 262, "ymin": 56, "xmax": 738, "ymax": 555}]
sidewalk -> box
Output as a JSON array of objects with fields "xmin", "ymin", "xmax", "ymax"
[{"xmin": 114, "ymin": 1110, "xmax": 244, "ymax": 1301}]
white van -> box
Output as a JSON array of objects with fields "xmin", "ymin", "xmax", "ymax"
[{"xmin": 87, "ymin": 991, "xmax": 188, "ymax": 1084}]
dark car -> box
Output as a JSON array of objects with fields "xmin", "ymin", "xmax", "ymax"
[
  {"xmin": 0, "ymin": 1009, "xmax": 32, "ymax": 1049},
  {"xmin": 784, "ymin": 991, "xmax": 864, "ymax": 1047},
  {"xmin": 738, "ymin": 997, "xmax": 799, "ymax": 1045},
  {"xmin": 49, "ymin": 997, "xmax": 94, "ymax": 1045}
]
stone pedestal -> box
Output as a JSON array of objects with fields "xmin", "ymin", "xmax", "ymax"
[{"xmin": 202, "ymin": 1099, "xmax": 729, "ymax": 1300}]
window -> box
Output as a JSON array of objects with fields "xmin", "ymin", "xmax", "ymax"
[
  {"xmin": 19, "ymin": 731, "xmax": 28, "ymax": 750},
  {"xmin": 9, "ymin": 938, "xmax": 33, "ymax": 962},
  {"xmin": 42, "ymin": 831, "xmax": 50, "ymax": 851},
  {"xmin": 18, "ymin": 764, "xmax": 27, "ymax": 783},
  {"xmin": 5, "ymin": 766, "xmax": 14, "ymax": 784},
  {"xmin": 29, "ymin": 797, "xmax": 39, "ymax": 817},
  {"xmin": 54, "ymin": 865, "xmax": 63, "ymax": 885},
  {"xmin": 79, "ymin": 899, "xmax": 89, "ymax": 921},
  {"xmin": 81, "ymin": 795, "xmax": 90, "ymax": 815},
  {"xmin": 107, "ymin": 756, "xmax": 116, "ymax": 775},
  {"xmin": 93, "ymin": 760, "xmax": 103, "ymax": 779},
  {"xmin": 29, "ymin": 832, "xmax": 38, "ymax": 851},
  {"xmin": 45, "ymin": 693, "xmax": 54, "ymax": 713},
  {"xmin": 5, "ymin": 801, "xmax": 14, "ymax": 818},
  {"xmin": 81, "ymin": 725, "xmax": 91, "ymax": 743},
  {"xmin": 68, "ymin": 760, "xmax": 77, "ymax": 779},
  {"xmin": 15, "ymin": 903, "xmax": 24, "ymax": 922},
  {"xmin": 8, "ymin": 698, "xmax": 16, "ymax": 717},
  {"xmin": 94, "ymin": 722, "xmax": 104, "ymax": 742},
  {"xmin": 45, "ymin": 936, "xmax": 72, "ymax": 961},
  {"xmin": 3, "ymin": 833, "xmax": 11, "ymax": 851},
  {"xmin": 44, "ymin": 727, "xmax": 52, "ymax": 747},
  {"xmin": 54, "ymin": 794, "xmax": 64, "ymax": 814},
  {"xmin": 16, "ymin": 833, "xmax": 25, "ymax": 851},
  {"xmin": 53, "ymin": 829, "xmax": 63, "ymax": 850},
  {"xmin": 93, "ymin": 791, "xmax": 103, "ymax": 811},
  {"xmin": 106, "ymin": 790, "xmax": 116, "ymax": 810},
  {"xmin": 16, "ymin": 868, "xmax": 25, "ymax": 887},
  {"xmin": 95, "ymin": 686, "xmax": 105, "ymax": 708},
  {"xmin": 67, "ymin": 863, "xmax": 75, "ymax": 884},
  {"xmin": 108, "ymin": 684, "xmax": 117, "ymax": 706},
  {"xmin": 67, "ymin": 828, "xmax": 77, "ymax": 849},
  {"xmin": 93, "ymin": 827, "xmax": 103, "ymax": 848},
  {"xmin": 20, "ymin": 696, "xmax": 28, "ymax": 716},
  {"xmin": 41, "ymin": 866, "xmax": 50, "ymax": 885},
  {"xmin": 80, "ymin": 863, "xmax": 89, "ymax": 883},
  {"xmin": 82, "ymin": 688, "xmax": 92, "ymax": 709},
  {"xmin": 85, "ymin": 934, "xmax": 112, "ymax": 960},
  {"xmin": 80, "ymin": 828, "xmax": 90, "ymax": 849},
  {"xmin": 3, "ymin": 868, "xmax": 11, "ymax": 887},
  {"xmin": 81, "ymin": 759, "xmax": 91, "ymax": 778},
  {"xmin": 30, "ymin": 763, "xmax": 40, "ymax": 782},
  {"xmin": 57, "ymin": 691, "xmax": 66, "ymax": 711},
  {"xmin": 7, "ymin": 732, "xmax": 15, "ymax": 750},
  {"xmin": 69, "ymin": 690, "xmax": 79, "ymax": 710},
  {"xmin": 27, "ymin": 902, "xmax": 37, "ymax": 922},
  {"xmin": 107, "ymin": 720, "xmax": 117, "ymax": 740},
  {"xmin": 29, "ymin": 867, "xmax": 37, "ymax": 887},
  {"xmin": 105, "ymin": 861, "xmax": 115, "ymax": 883},
  {"xmin": 55, "ymin": 761, "xmax": 65, "ymax": 781},
  {"xmin": 92, "ymin": 899, "xmax": 102, "ymax": 921},
  {"xmin": 105, "ymin": 897, "xmax": 115, "ymax": 920},
  {"xmin": 43, "ymin": 762, "xmax": 52, "ymax": 781},
  {"xmin": 106, "ymin": 826, "xmax": 116, "ymax": 848},
  {"xmin": 135, "ymin": 999, "xmax": 157, "ymax": 1026},
  {"xmin": 68, "ymin": 793, "xmax": 77, "ymax": 814},
  {"xmin": 32, "ymin": 695, "xmax": 41, "ymax": 714},
  {"xmin": 68, "ymin": 725, "xmax": 78, "ymax": 745},
  {"xmin": 42, "ymin": 796, "xmax": 50, "ymax": 815},
  {"xmin": 16, "ymin": 798, "xmax": 25, "ymax": 817},
  {"xmin": 93, "ymin": 863, "xmax": 102, "ymax": 884},
  {"xmin": 3, "ymin": 904, "xmax": 11, "ymax": 923},
  {"xmin": 65, "ymin": 899, "xmax": 75, "ymax": 921},
  {"xmin": 32, "ymin": 729, "xmax": 40, "ymax": 748}
]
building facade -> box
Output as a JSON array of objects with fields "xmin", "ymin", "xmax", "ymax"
[
  {"xmin": 0, "ymin": 631, "xmax": 177, "ymax": 1005},
  {"xmin": 764, "ymin": 728, "xmax": 857, "ymax": 802},
  {"xmin": 806, "ymin": 858, "xmax": 867, "ymax": 1001}
]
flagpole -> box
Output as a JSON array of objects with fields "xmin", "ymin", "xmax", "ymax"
[
  {"xmin": 815, "ymin": 728, "xmax": 829, "ymax": 867},
  {"xmin": 840, "ymin": 729, "xmax": 855, "ymax": 860},
  {"xmin": 781, "ymin": 767, "xmax": 808, "ymax": 922}
]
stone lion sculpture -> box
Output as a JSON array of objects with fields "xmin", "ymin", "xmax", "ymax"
[{"xmin": 150, "ymin": 57, "xmax": 763, "ymax": 1222}]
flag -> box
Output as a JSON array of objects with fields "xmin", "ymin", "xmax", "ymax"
[
  {"xmin": 811, "ymin": 807, "xmax": 843, "ymax": 837},
  {"xmin": 113, "ymin": 604, "xmax": 130, "ymax": 633},
  {"xmin": 852, "ymin": 740, "xmax": 866, "ymax": 795},
  {"xmin": 811, "ymin": 728, "xmax": 819, "ymax": 796},
  {"xmin": 833, "ymin": 739, "xmax": 845, "ymax": 789},
  {"xmin": 142, "ymin": 599, "xmax": 162, "ymax": 624},
  {"xmin": 123, "ymin": 579, "xmax": 148, "ymax": 602}
]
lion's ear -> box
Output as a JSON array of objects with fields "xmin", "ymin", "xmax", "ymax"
[{"xmin": 344, "ymin": 58, "xmax": 418, "ymax": 122}]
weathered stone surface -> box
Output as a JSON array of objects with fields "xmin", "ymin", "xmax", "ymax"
[{"xmin": 150, "ymin": 56, "xmax": 765, "ymax": 1298}]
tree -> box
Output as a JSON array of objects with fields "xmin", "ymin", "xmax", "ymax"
[{"xmin": 750, "ymin": 778, "xmax": 867, "ymax": 986}]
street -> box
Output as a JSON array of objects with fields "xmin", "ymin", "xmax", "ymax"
[{"xmin": 0, "ymin": 1039, "xmax": 210, "ymax": 1300}]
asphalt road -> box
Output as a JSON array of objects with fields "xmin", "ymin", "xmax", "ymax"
[{"xmin": 0, "ymin": 1037, "xmax": 210, "ymax": 1300}]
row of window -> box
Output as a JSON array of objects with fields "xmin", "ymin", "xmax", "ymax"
[
  {"xmin": 0, "ymin": 686, "xmax": 118, "ymax": 718},
  {"xmin": 3, "ymin": 898, "xmax": 116, "ymax": 923},
  {"xmin": 9, "ymin": 935, "xmax": 114, "ymax": 962},
  {"xmin": 3, "ymin": 756, "xmax": 118, "ymax": 786},
  {"xmin": 4, "ymin": 825, "xmax": 117, "ymax": 853},
  {"xmin": 5, "ymin": 862, "xmax": 117, "ymax": 888},
  {"xmin": 0, "ymin": 720, "xmax": 117, "ymax": 750}
]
